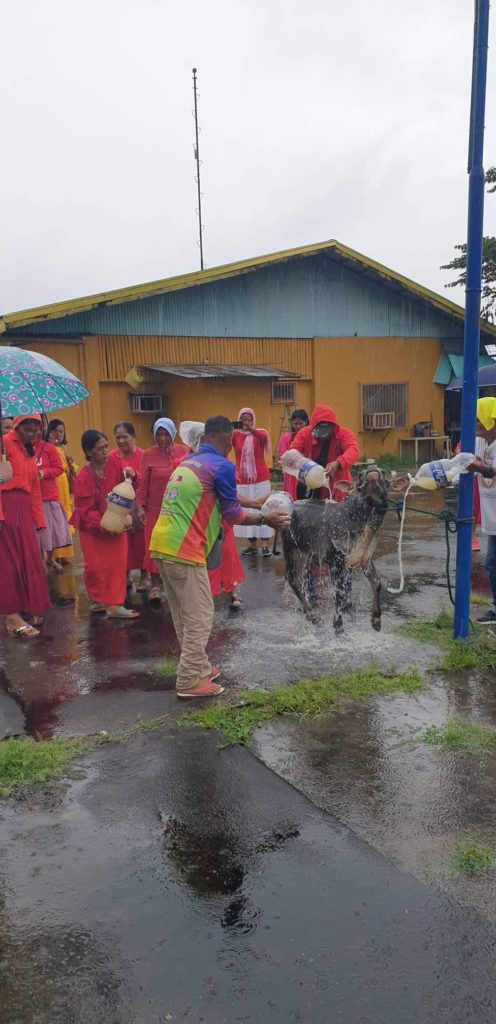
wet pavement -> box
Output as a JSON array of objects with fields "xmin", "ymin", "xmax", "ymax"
[
  {"xmin": 2, "ymin": 492, "xmax": 496, "ymax": 1021},
  {"xmin": 2, "ymin": 730, "xmax": 496, "ymax": 1024},
  {"xmin": 0, "ymin": 489, "xmax": 477, "ymax": 741}
]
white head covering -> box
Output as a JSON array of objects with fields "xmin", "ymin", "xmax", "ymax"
[
  {"xmin": 179, "ymin": 420, "xmax": 204, "ymax": 451},
  {"xmin": 152, "ymin": 417, "xmax": 177, "ymax": 440}
]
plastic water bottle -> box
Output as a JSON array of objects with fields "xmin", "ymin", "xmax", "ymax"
[
  {"xmin": 100, "ymin": 477, "xmax": 135, "ymax": 533},
  {"xmin": 410, "ymin": 452, "xmax": 475, "ymax": 490},
  {"xmin": 261, "ymin": 491, "xmax": 294, "ymax": 517},
  {"xmin": 280, "ymin": 449, "xmax": 327, "ymax": 490}
]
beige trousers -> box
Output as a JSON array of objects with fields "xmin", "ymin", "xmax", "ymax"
[{"xmin": 157, "ymin": 560, "xmax": 214, "ymax": 690}]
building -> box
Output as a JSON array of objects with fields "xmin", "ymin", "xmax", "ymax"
[{"xmin": 1, "ymin": 239, "xmax": 494, "ymax": 458}]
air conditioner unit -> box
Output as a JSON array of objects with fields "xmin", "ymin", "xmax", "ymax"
[
  {"xmin": 129, "ymin": 393, "xmax": 163, "ymax": 413},
  {"xmin": 363, "ymin": 411, "xmax": 395, "ymax": 430}
]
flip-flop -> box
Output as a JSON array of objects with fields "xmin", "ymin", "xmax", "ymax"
[
  {"xmin": 105, "ymin": 606, "xmax": 140, "ymax": 619},
  {"xmin": 8, "ymin": 624, "xmax": 40, "ymax": 638},
  {"xmin": 148, "ymin": 587, "xmax": 162, "ymax": 607},
  {"xmin": 136, "ymin": 582, "xmax": 150, "ymax": 593}
]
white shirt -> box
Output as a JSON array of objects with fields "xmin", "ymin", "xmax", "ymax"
[{"xmin": 477, "ymin": 438, "xmax": 496, "ymax": 535}]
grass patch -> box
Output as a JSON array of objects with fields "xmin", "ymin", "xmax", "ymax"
[
  {"xmin": 471, "ymin": 593, "xmax": 491, "ymax": 606},
  {"xmin": 441, "ymin": 637, "xmax": 496, "ymax": 672},
  {"xmin": 449, "ymin": 839, "xmax": 496, "ymax": 878},
  {"xmin": 178, "ymin": 667, "xmax": 423, "ymax": 747},
  {"xmin": 423, "ymin": 715, "xmax": 496, "ymax": 754},
  {"xmin": 399, "ymin": 608, "xmax": 496, "ymax": 672},
  {"xmin": 0, "ymin": 737, "xmax": 90, "ymax": 797},
  {"xmin": 158, "ymin": 654, "xmax": 179, "ymax": 677},
  {"xmin": 399, "ymin": 607, "xmax": 454, "ymax": 646},
  {"xmin": 367, "ymin": 453, "xmax": 414, "ymax": 474}
]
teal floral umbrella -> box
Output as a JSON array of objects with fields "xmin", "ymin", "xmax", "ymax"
[{"xmin": 0, "ymin": 346, "xmax": 90, "ymax": 420}]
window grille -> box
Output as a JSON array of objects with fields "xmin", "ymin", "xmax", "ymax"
[
  {"xmin": 129, "ymin": 393, "xmax": 163, "ymax": 413},
  {"xmin": 272, "ymin": 381, "xmax": 296, "ymax": 404},
  {"xmin": 361, "ymin": 383, "xmax": 407, "ymax": 430}
]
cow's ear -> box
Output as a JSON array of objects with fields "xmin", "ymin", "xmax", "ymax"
[
  {"xmin": 388, "ymin": 475, "xmax": 409, "ymax": 492},
  {"xmin": 334, "ymin": 480, "xmax": 355, "ymax": 496}
]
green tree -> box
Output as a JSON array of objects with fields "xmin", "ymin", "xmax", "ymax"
[{"xmin": 441, "ymin": 167, "xmax": 496, "ymax": 322}]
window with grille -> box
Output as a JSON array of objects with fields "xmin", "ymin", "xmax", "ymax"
[
  {"xmin": 361, "ymin": 383, "xmax": 408, "ymax": 430},
  {"xmin": 272, "ymin": 381, "xmax": 296, "ymax": 404},
  {"xmin": 129, "ymin": 393, "xmax": 163, "ymax": 413}
]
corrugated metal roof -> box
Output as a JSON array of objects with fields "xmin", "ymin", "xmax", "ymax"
[
  {"xmin": 2, "ymin": 238, "xmax": 495, "ymax": 338},
  {"xmin": 433, "ymin": 345, "xmax": 493, "ymax": 385},
  {"xmin": 141, "ymin": 363, "xmax": 301, "ymax": 380}
]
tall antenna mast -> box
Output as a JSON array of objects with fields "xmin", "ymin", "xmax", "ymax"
[{"xmin": 192, "ymin": 67, "xmax": 204, "ymax": 270}]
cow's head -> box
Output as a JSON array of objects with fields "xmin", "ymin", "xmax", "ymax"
[{"xmin": 355, "ymin": 465, "xmax": 389, "ymax": 508}]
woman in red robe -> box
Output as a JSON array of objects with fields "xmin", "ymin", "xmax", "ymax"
[
  {"xmin": 0, "ymin": 414, "xmax": 51, "ymax": 637},
  {"xmin": 71, "ymin": 430, "xmax": 139, "ymax": 620},
  {"xmin": 107, "ymin": 420, "xmax": 147, "ymax": 589},
  {"xmin": 34, "ymin": 432, "xmax": 72, "ymax": 573},
  {"xmin": 232, "ymin": 407, "xmax": 273, "ymax": 556},
  {"xmin": 136, "ymin": 416, "xmax": 187, "ymax": 605},
  {"xmin": 277, "ymin": 408, "xmax": 309, "ymax": 499}
]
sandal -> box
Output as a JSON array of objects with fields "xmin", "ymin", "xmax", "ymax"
[
  {"xmin": 136, "ymin": 580, "xmax": 150, "ymax": 593},
  {"xmin": 8, "ymin": 624, "xmax": 40, "ymax": 638},
  {"xmin": 176, "ymin": 679, "xmax": 224, "ymax": 698},
  {"xmin": 105, "ymin": 606, "xmax": 140, "ymax": 619},
  {"xmin": 148, "ymin": 586, "xmax": 162, "ymax": 606},
  {"xmin": 90, "ymin": 603, "xmax": 106, "ymax": 614},
  {"xmin": 241, "ymin": 546, "xmax": 257, "ymax": 556},
  {"xmin": 261, "ymin": 547, "xmax": 272, "ymax": 558},
  {"xmin": 229, "ymin": 594, "xmax": 243, "ymax": 609}
]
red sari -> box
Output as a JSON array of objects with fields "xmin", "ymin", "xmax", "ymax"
[
  {"xmin": 0, "ymin": 432, "xmax": 51, "ymax": 616},
  {"xmin": 208, "ymin": 520, "xmax": 245, "ymax": 596},
  {"xmin": 136, "ymin": 442, "xmax": 188, "ymax": 573},
  {"xmin": 71, "ymin": 464, "xmax": 128, "ymax": 606},
  {"xmin": 107, "ymin": 447, "xmax": 145, "ymax": 571}
]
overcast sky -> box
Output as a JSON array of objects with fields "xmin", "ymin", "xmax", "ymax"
[{"xmin": 1, "ymin": 0, "xmax": 494, "ymax": 314}]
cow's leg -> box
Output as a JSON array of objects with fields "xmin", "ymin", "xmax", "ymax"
[
  {"xmin": 285, "ymin": 547, "xmax": 318, "ymax": 621},
  {"xmin": 363, "ymin": 559, "xmax": 382, "ymax": 631},
  {"xmin": 331, "ymin": 551, "xmax": 347, "ymax": 632}
]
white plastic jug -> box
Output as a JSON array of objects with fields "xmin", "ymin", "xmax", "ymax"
[
  {"xmin": 410, "ymin": 452, "xmax": 475, "ymax": 490},
  {"xmin": 179, "ymin": 420, "xmax": 204, "ymax": 451},
  {"xmin": 280, "ymin": 449, "xmax": 327, "ymax": 490},
  {"xmin": 100, "ymin": 477, "xmax": 135, "ymax": 533},
  {"xmin": 261, "ymin": 491, "xmax": 294, "ymax": 517}
]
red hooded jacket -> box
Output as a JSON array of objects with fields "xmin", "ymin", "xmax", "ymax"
[{"xmin": 289, "ymin": 404, "xmax": 360, "ymax": 501}]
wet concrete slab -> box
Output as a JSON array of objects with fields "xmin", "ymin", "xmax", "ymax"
[
  {"xmin": 0, "ymin": 490, "xmax": 483, "ymax": 740},
  {"xmin": 255, "ymin": 672, "xmax": 496, "ymax": 921},
  {"xmin": 1, "ymin": 728, "xmax": 496, "ymax": 1024}
]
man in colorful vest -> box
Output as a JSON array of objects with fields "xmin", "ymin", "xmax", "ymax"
[{"xmin": 150, "ymin": 415, "xmax": 291, "ymax": 698}]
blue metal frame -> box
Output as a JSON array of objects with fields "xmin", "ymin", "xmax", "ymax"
[{"xmin": 454, "ymin": 0, "xmax": 490, "ymax": 638}]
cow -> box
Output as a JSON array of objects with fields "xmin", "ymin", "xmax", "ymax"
[{"xmin": 282, "ymin": 466, "xmax": 402, "ymax": 632}]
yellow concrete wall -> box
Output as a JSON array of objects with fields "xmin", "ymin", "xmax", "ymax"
[
  {"xmin": 313, "ymin": 336, "xmax": 445, "ymax": 459},
  {"xmin": 99, "ymin": 377, "xmax": 313, "ymax": 457},
  {"xmin": 9, "ymin": 334, "xmax": 445, "ymax": 463}
]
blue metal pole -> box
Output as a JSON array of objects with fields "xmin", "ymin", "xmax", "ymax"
[{"xmin": 454, "ymin": 0, "xmax": 490, "ymax": 638}]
